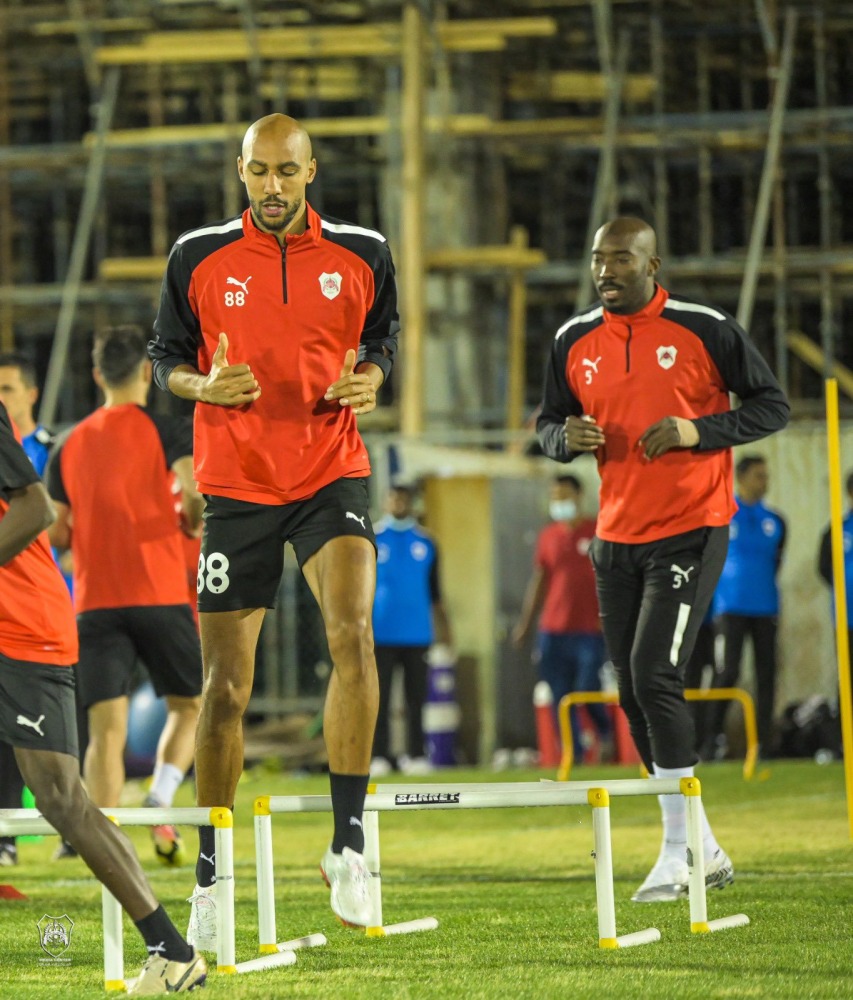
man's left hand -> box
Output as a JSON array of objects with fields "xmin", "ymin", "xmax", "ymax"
[
  {"xmin": 324, "ymin": 350, "xmax": 382, "ymax": 414},
  {"xmin": 639, "ymin": 416, "xmax": 699, "ymax": 459}
]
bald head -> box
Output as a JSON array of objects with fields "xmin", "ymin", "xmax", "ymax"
[
  {"xmin": 241, "ymin": 113, "xmax": 313, "ymax": 162},
  {"xmin": 238, "ymin": 114, "xmax": 317, "ymax": 241},
  {"xmin": 591, "ymin": 216, "xmax": 661, "ymax": 314},
  {"xmin": 594, "ymin": 217, "xmax": 657, "ymax": 256}
]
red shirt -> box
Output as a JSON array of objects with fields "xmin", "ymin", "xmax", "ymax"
[
  {"xmin": 537, "ymin": 285, "xmax": 789, "ymax": 544},
  {"xmin": 150, "ymin": 205, "xmax": 399, "ymax": 504},
  {"xmin": 0, "ymin": 406, "xmax": 77, "ymax": 665},
  {"xmin": 47, "ymin": 405, "xmax": 191, "ymax": 613},
  {"xmin": 535, "ymin": 518, "xmax": 600, "ymax": 634}
]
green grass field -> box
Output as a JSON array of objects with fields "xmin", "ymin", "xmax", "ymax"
[{"xmin": 3, "ymin": 761, "xmax": 852, "ymax": 999}]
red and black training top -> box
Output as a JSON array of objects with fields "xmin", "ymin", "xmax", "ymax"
[
  {"xmin": 149, "ymin": 204, "xmax": 399, "ymax": 505},
  {"xmin": 0, "ymin": 403, "xmax": 77, "ymax": 665},
  {"xmin": 46, "ymin": 405, "xmax": 193, "ymax": 614},
  {"xmin": 537, "ymin": 284, "xmax": 790, "ymax": 545}
]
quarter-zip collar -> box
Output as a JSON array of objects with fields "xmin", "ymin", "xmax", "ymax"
[
  {"xmin": 241, "ymin": 202, "xmax": 324, "ymax": 251},
  {"xmin": 601, "ymin": 282, "xmax": 669, "ymax": 330}
]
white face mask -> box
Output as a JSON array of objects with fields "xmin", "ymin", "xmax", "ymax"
[{"xmin": 550, "ymin": 499, "xmax": 578, "ymax": 522}]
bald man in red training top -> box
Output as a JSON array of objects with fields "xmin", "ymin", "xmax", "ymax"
[
  {"xmin": 149, "ymin": 113, "xmax": 399, "ymax": 942},
  {"xmin": 537, "ymin": 217, "xmax": 789, "ymax": 902}
]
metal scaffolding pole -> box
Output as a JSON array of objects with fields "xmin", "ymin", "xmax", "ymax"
[
  {"xmin": 399, "ymin": 1, "xmax": 427, "ymax": 435},
  {"xmin": 506, "ymin": 226, "xmax": 530, "ymax": 431},
  {"xmin": 574, "ymin": 30, "xmax": 628, "ymax": 311},
  {"xmin": 815, "ymin": 8, "xmax": 835, "ymax": 380},
  {"xmin": 736, "ymin": 7, "xmax": 797, "ymax": 333},
  {"xmin": 39, "ymin": 68, "xmax": 120, "ymax": 428},
  {"xmin": 649, "ymin": 6, "xmax": 669, "ymax": 254}
]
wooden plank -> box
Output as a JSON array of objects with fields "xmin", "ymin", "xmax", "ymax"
[
  {"xmin": 426, "ymin": 246, "xmax": 546, "ymax": 271},
  {"xmin": 95, "ymin": 17, "xmax": 554, "ymax": 64},
  {"xmin": 787, "ymin": 331, "xmax": 853, "ymax": 400},
  {"xmin": 76, "ymin": 116, "xmax": 853, "ymax": 154},
  {"xmin": 507, "ymin": 70, "xmax": 657, "ymax": 102},
  {"xmin": 99, "ymin": 257, "xmax": 166, "ymax": 281},
  {"xmin": 85, "ymin": 114, "xmax": 496, "ymax": 149},
  {"xmin": 438, "ymin": 16, "xmax": 556, "ymax": 38},
  {"xmin": 97, "ymin": 34, "xmax": 508, "ymax": 64},
  {"xmin": 31, "ymin": 17, "xmax": 150, "ymax": 36}
]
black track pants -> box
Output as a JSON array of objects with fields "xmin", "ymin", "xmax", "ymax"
[
  {"xmin": 706, "ymin": 614, "xmax": 778, "ymax": 753},
  {"xmin": 590, "ymin": 526, "xmax": 729, "ymax": 769}
]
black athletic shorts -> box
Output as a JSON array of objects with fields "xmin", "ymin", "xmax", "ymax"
[
  {"xmin": 0, "ymin": 651, "xmax": 79, "ymax": 756},
  {"xmin": 76, "ymin": 605, "xmax": 203, "ymax": 709},
  {"xmin": 198, "ymin": 476, "xmax": 375, "ymax": 612}
]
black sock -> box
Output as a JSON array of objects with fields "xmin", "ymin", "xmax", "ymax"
[
  {"xmin": 329, "ymin": 772, "xmax": 369, "ymax": 854},
  {"xmin": 196, "ymin": 825, "xmax": 216, "ymax": 888},
  {"xmin": 135, "ymin": 905, "xmax": 193, "ymax": 962}
]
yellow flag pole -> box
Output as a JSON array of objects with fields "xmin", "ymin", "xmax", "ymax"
[{"xmin": 825, "ymin": 378, "xmax": 853, "ymax": 839}]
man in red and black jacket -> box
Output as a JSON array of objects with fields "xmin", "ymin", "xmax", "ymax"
[
  {"xmin": 148, "ymin": 113, "xmax": 399, "ymax": 940},
  {"xmin": 537, "ymin": 217, "xmax": 789, "ymax": 903}
]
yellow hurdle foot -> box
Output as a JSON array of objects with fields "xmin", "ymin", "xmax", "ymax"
[{"xmin": 692, "ymin": 914, "xmax": 750, "ymax": 934}]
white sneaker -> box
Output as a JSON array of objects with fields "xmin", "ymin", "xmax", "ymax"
[
  {"xmin": 369, "ymin": 756, "xmax": 393, "ymax": 777},
  {"xmin": 399, "ymin": 755, "xmax": 433, "ymax": 775},
  {"xmin": 631, "ymin": 853, "xmax": 689, "ymax": 903},
  {"xmin": 703, "ymin": 848, "xmax": 735, "ymax": 891},
  {"xmin": 186, "ymin": 883, "xmax": 217, "ymax": 951},
  {"xmin": 128, "ymin": 948, "xmax": 207, "ymax": 994},
  {"xmin": 320, "ymin": 845, "xmax": 373, "ymax": 927}
]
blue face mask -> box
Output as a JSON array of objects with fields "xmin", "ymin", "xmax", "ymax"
[{"xmin": 549, "ymin": 499, "xmax": 578, "ymax": 522}]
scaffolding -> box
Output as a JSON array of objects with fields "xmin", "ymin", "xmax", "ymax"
[{"xmin": 1, "ymin": 0, "xmax": 852, "ymax": 428}]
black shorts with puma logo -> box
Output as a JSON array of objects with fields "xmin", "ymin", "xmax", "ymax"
[
  {"xmin": 198, "ymin": 476, "xmax": 376, "ymax": 612},
  {"xmin": 0, "ymin": 652, "xmax": 78, "ymax": 756}
]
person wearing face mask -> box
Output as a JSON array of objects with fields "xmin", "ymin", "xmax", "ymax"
[
  {"xmin": 370, "ymin": 482, "xmax": 452, "ymax": 775},
  {"xmin": 512, "ymin": 474, "xmax": 611, "ymax": 763}
]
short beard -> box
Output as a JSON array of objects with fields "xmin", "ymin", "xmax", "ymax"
[{"xmin": 251, "ymin": 195, "xmax": 303, "ymax": 234}]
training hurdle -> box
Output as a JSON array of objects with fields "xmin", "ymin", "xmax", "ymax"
[
  {"xmin": 254, "ymin": 778, "xmax": 748, "ymax": 950},
  {"xmin": 557, "ymin": 689, "xmax": 759, "ymax": 781},
  {"xmin": 0, "ymin": 806, "xmax": 316, "ymax": 990}
]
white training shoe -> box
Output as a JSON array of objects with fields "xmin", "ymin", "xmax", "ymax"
[
  {"xmin": 186, "ymin": 883, "xmax": 217, "ymax": 951},
  {"xmin": 128, "ymin": 948, "xmax": 207, "ymax": 995},
  {"xmin": 703, "ymin": 848, "xmax": 735, "ymax": 891},
  {"xmin": 320, "ymin": 845, "xmax": 373, "ymax": 927},
  {"xmin": 369, "ymin": 756, "xmax": 393, "ymax": 777},
  {"xmin": 631, "ymin": 853, "xmax": 689, "ymax": 903},
  {"xmin": 399, "ymin": 755, "xmax": 434, "ymax": 776}
]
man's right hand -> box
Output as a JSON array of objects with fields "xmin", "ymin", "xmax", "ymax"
[
  {"xmin": 564, "ymin": 414, "xmax": 605, "ymax": 452},
  {"xmin": 200, "ymin": 333, "xmax": 261, "ymax": 406}
]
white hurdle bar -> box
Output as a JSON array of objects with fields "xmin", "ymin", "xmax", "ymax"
[
  {"xmin": 254, "ymin": 777, "xmax": 748, "ymax": 949},
  {"xmin": 0, "ymin": 805, "xmax": 307, "ymax": 990}
]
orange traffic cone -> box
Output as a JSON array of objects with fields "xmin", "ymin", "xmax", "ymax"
[{"xmin": 533, "ymin": 681, "xmax": 562, "ymax": 768}]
